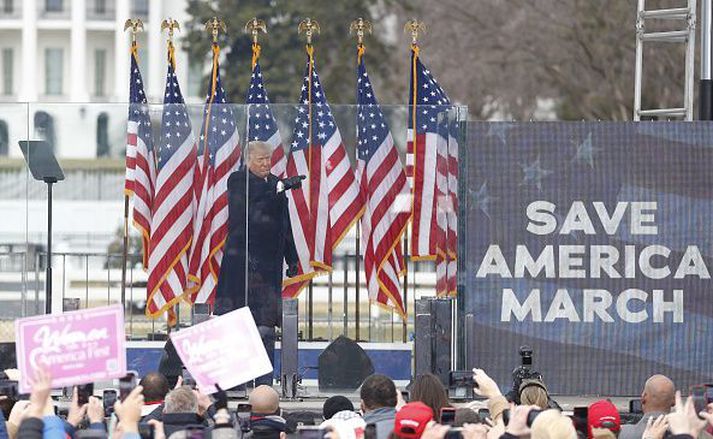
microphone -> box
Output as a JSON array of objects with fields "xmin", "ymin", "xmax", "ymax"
[{"xmin": 276, "ymin": 175, "xmax": 306, "ymax": 193}]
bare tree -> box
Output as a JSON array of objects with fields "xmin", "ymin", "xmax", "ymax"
[{"xmin": 398, "ymin": 0, "xmax": 690, "ymax": 120}]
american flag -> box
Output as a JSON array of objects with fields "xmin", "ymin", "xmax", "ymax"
[
  {"xmin": 125, "ymin": 44, "xmax": 154, "ymax": 269},
  {"xmin": 283, "ymin": 52, "xmax": 364, "ymax": 298},
  {"xmin": 146, "ymin": 49, "xmax": 197, "ymax": 318},
  {"xmin": 406, "ymin": 46, "xmax": 457, "ymax": 296},
  {"xmin": 188, "ymin": 43, "xmax": 241, "ymax": 305},
  {"xmin": 445, "ymin": 120, "xmax": 459, "ymax": 296},
  {"xmin": 247, "ymin": 59, "xmax": 286, "ymax": 177},
  {"xmin": 356, "ymin": 50, "xmax": 409, "ymax": 317}
]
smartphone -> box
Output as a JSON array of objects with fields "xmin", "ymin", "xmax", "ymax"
[
  {"xmin": 440, "ymin": 407, "xmax": 457, "ymax": 426},
  {"xmin": 77, "ymin": 383, "xmax": 94, "ymax": 405},
  {"xmin": 572, "ymin": 406, "xmax": 589, "ymax": 437},
  {"xmin": 182, "ymin": 368, "xmax": 196, "ymax": 389},
  {"xmin": 629, "ymin": 399, "xmax": 642, "ymax": 414},
  {"xmin": 365, "ymin": 424, "xmax": 377, "ymax": 439},
  {"xmin": 444, "ymin": 428, "xmax": 463, "ymax": 439},
  {"xmin": 401, "ymin": 390, "xmax": 410, "ymax": 403},
  {"xmin": 237, "ymin": 403, "xmax": 252, "ymax": 432},
  {"xmin": 103, "ymin": 389, "xmax": 117, "ymax": 416},
  {"xmin": 692, "ymin": 385, "xmax": 707, "ymax": 416},
  {"xmin": 477, "ymin": 408, "xmax": 490, "ymax": 420},
  {"xmin": 297, "ymin": 426, "xmax": 324, "ymax": 439},
  {"xmin": 119, "ymin": 371, "xmax": 138, "ymax": 401},
  {"xmin": 138, "ymin": 422, "xmax": 154, "ymax": 439}
]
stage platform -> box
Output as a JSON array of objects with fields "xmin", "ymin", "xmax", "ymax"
[
  {"xmin": 124, "ymin": 341, "xmax": 638, "ymax": 412},
  {"xmin": 126, "ymin": 340, "xmax": 413, "ymax": 387}
]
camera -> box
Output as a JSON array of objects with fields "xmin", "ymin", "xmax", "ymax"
[{"xmin": 508, "ymin": 346, "xmax": 544, "ymax": 403}]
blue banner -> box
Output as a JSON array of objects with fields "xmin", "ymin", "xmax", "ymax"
[{"xmin": 463, "ymin": 122, "xmax": 713, "ymax": 395}]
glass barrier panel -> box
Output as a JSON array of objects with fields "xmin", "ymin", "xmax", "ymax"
[{"xmin": 0, "ymin": 102, "xmax": 467, "ymax": 344}]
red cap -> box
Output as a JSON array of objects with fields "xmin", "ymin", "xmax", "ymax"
[
  {"xmin": 588, "ymin": 400, "xmax": 621, "ymax": 439},
  {"xmin": 394, "ymin": 402, "xmax": 434, "ymax": 439}
]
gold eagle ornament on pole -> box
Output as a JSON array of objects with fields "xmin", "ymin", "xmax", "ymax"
[
  {"xmin": 349, "ymin": 17, "xmax": 372, "ymax": 45},
  {"xmin": 298, "ymin": 17, "xmax": 320, "ymax": 45},
  {"xmin": 404, "ymin": 18, "xmax": 426, "ymax": 45}
]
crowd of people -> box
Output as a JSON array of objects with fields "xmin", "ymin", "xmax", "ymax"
[{"xmin": 1, "ymin": 367, "xmax": 712, "ymax": 439}]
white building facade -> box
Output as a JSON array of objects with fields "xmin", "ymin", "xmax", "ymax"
[{"xmin": 0, "ymin": 0, "xmax": 203, "ymax": 160}]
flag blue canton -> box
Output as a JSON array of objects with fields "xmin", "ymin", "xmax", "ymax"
[
  {"xmin": 290, "ymin": 62, "xmax": 336, "ymax": 153},
  {"xmin": 411, "ymin": 56, "xmax": 451, "ymax": 133},
  {"xmin": 357, "ymin": 58, "xmax": 389, "ymax": 162},
  {"xmin": 199, "ymin": 68, "xmax": 236, "ymax": 166},
  {"xmin": 247, "ymin": 62, "xmax": 279, "ymax": 142},
  {"xmin": 129, "ymin": 54, "xmax": 152, "ymax": 152},
  {"xmin": 157, "ymin": 64, "xmax": 192, "ymax": 169}
]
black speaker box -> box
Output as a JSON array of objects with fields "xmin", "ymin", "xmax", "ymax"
[{"xmin": 318, "ymin": 335, "xmax": 374, "ymax": 392}]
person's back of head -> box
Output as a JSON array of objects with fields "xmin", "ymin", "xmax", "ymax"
[
  {"xmin": 642, "ymin": 375, "xmax": 675, "ymax": 413},
  {"xmin": 531, "ymin": 409, "xmax": 577, "ymax": 439},
  {"xmin": 164, "ymin": 387, "xmax": 198, "ymax": 414},
  {"xmin": 587, "ymin": 400, "xmax": 621, "ymax": 439},
  {"xmin": 250, "ymin": 385, "xmax": 281, "ymax": 415},
  {"xmin": 410, "ymin": 374, "xmax": 450, "ymax": 422},
  {"xmin": 520, "ymin": 380, "xmax": 549, "ymax": 409},
  {"xmin": 453, "ymin": 408, "xmax": 482, "ymax": 427},
  {"xmin": 360, "ymin": 374, "xmax": 397, "ymax": 412},
  {"xmin": 323, "ymin": 395, "xmax": 355, "ymax": 420},
  {"xmin": 139, "ymin": 372, "xmax": 170, "ymax": 403},
  {"xmin": 393, "ymin": 402, "xmax": 433, "ymax": 439}
]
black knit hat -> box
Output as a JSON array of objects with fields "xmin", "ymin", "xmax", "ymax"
[{"xmin": 323, "ymin": 395, "xmax": 355, "ymax": 420}]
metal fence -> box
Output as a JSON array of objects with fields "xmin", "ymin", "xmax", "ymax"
[{"xmin": 0, "ymin": 249, "xmax": 436, "ymax": 343}]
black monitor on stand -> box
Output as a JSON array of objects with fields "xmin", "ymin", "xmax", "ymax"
[{"xmin": 18, "ymin": 140, "xmax": 64, "ymax": 315}]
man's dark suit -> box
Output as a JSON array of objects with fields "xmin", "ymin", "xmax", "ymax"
[{"xmin": 214, "ymin": 168, "xmax": 298, "ymax": 385}]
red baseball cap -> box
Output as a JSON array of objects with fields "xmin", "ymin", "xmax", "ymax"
[
  {"xmin": 394, "ymin": 402, "xmax": 434, "ymax": 439},
  {"xmin": 588, "ymin": 400, "xmax": 621, "ymax": 439}
]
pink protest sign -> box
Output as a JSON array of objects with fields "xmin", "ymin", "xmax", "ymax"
[
  {"xmin": 15, "ymin": 304, "xmax": 127, "ymax": 393},
  {"xmin": 170, "ymin": 307, "xmax": 272, "ymax": 394}
]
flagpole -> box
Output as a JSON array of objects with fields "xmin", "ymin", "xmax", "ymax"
[
  {"xmin": 403, "ymin": 19, "xmax": 424, "ymax": 342},
  {"xmin": 298, "ymin": 18, "xmax": 320, "ymax": 341},
  {"xmin": 350, "ymin": 20, "xmax": 366, "ymax": 342},
  {"xmin": 122, "ymin": 19, "xmax": 143, "ymax": 315}
]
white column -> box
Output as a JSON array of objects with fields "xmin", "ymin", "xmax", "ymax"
[
  {"xmin": 113, "ymin": 0, "xmax": 130, "ymax": 101},
  {"xmin": 19, "ymin": 0, "xmax": 37, "ymax": 101},
  {"xmin": 70, "ymin": 0, "xmax": 88, "ymax": 101},
  {"xmin": 147, "ymin": 0, "xmax": 163, "ymax": 101}
]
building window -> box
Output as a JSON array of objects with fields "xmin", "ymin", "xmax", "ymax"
[
  {"xmin": 94, "ymin": 0, "xmax": 106, "ymax": 14},
  {"xmin": 45, "ymin": 0, "xmax": 63, "ymax": 13},
  {"xmin": 94, "ymin": 49, "xmax": 106, "ymax": 97},
  {"xmin": 96, "ymin": 113, "xmax": 109, "ymax": 157},
  {"xmin": 187, "ymin": 61, "xmax": 203, "ymax": 98},
  {"xmin": 2, "ymin": 0, "xmax": 13, "ymax": 14},
  {"xmin": 2, "ymin": 48, "xmax": 12, "ymax": 95},
  {"xmin": 131, "ymin": 0, "xmax": 148, "ymax": 16},
  {"xmin": 34, "ymin": 111, "xmax": 55, "ymax": 152},
  {"xmin": 45, "ymin": 48, "xmax": 63, "ymax": 95},
  {"xmin": 0, "ymin": 120, "xmax": 8, "ymax": 156}
]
